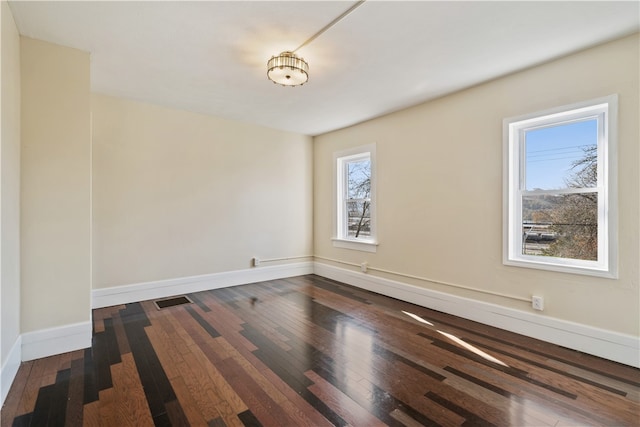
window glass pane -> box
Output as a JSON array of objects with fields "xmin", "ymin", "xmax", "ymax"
[
  {"xmin": 524, "ymin": 119, "xmax": 597, "ymax": 190},
  {"xmin": 347, "ymin": 159, "xmax": 371, "ymax": 199},
  {"xmin": 522, "ymin": 193, "xmax": 597, "ymax": 261},
  {"xmin": 346, "ymin": 200, "xmax": 370, "ymax": 238}
]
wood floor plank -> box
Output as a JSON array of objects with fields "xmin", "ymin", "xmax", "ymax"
[
  {"xmin": 92, "ymin": 307, "xmax": 106, "ymax": 334},
  {"xmin": 221, "ymin": 336, "xmax": 335, "ymax": 427},
  {"xmin": 215, "ymin": 357, "xmax": 296, "ymax": 426},
  {"xmin": 145, "ymin": 322, "xmax": 182, "ymax": 381},
  {"xmin": 14, "ymin": 356, "xmax": 50, "ymax": 416},
  {"xmin": 461, "ymin": 362, "xmax": 608, "ymax": 426},
  {"xmin": 167, "ymin": 376, "xmax": 209, "ymax": 427},
  {"xmin": 82, "ymin": 400, "xmax": 100, "ymax": 427},
  {"xmin": 305, "ymin": 369, "xmax": 386, "ymax": 427},
  {"xmin": 65, "ymin": 357, "xmax": 85, "ymax": 427},
  {"xmin": 390, "ymin": 408, "xmax": 433, "ymax": 427},
  {"xmin": 441, "ymin": 365, "xmax": 560, "ymax": 426},
  {"xmin": 110, "ymin": 353, "xmax": 154, "ymax": 427},
  {"xmin": 174, "ymin": 350, "xmax": 226, "ymax": 422},
  {"xmin": 195, "ymin": 292, "xmax": 246, "ymax": 331},
  {"xmin": 111, "ymin": 310, "xmax": 132, "ymax": 356},
  {"xmin": 214, "ymin": 334, "xmax": 334, "ymax": 427},
  {"xmin": 154, "ymin": 311, "xmax": 228, "ymax": 423},
  {"xmin": 183, "ymin": 340, "xmax": 248, "ymax": 416},
  {"xmin": 0, "ymin": 360, "xmax": 34, "ymax": 426},
  {"xmin": 97, "ymin": 387, "xmax": 116, "ymax": 427},
  {"xmin": 546, "ymin": 358, "xmax": 640, "ymax": 402}
]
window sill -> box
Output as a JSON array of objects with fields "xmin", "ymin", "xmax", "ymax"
[
  {"xmin": 504, "ymin": 257, "xmax": 617, "ymax": 279},
  {"xmin": 332, "ymin": 238, "xmax": 378, "ymax": 253}
]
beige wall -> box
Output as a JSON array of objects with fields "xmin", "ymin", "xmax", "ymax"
[
  {"xmin": 91, "ymin": 94, "xmax": 313, "ymax": 288},
  {"xmin": 1, "ymin": 1, "xmax": 21, "ymax": 365},
  {"xmin": 20, "ymin": 37, "xmax": 91, "ymax": 333},
  {"xmin": 314, "ymin": 34, "xmax": 639, "ymax": 336}
]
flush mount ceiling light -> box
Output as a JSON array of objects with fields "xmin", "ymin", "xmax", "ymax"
[
  {"xmin": 267, "ymin": 0, "xmax": 366, "ymax": 87},
  {"xmin": 267, "ymin": 51, "xmax": 309, "ymax": 86}
]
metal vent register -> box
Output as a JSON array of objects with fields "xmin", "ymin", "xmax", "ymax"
[{"xmin": 153, "ymin": 295, "xmax": 193, "ymax": 310}]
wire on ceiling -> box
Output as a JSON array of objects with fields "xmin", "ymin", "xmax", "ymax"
[{"xmin": 293, "ymin": 0, "xmax": 366, "ymax": 53}]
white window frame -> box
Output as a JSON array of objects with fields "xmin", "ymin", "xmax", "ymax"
[
  {"xmin": 333, "ymin": 144, "xmax": 377, "ymax": 253},
  {"xmin": 503, "ymin": 95, "xmax": 617, "ymax": 278}
]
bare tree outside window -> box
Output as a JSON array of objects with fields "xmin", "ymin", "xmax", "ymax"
[
  {"xmin": 346, "ymin": 160, "xmax": 371, "ymax": 238},
  {"xmin": 543, "ymin": 145, "xmax": 598, "ymax": 260}
]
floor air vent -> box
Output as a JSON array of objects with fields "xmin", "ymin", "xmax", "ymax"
[{"xmin": 154, "ymin": 295, "xmax": 193, "ymax": 310}]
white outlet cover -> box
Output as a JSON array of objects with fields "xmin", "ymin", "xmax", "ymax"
[{"xmin": 532, "ymin": 296, "xmax": 544, "ymax": 311}]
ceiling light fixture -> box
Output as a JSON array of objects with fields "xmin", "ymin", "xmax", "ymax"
[
  {"xmin": 267, "ymin": 51, "xmax": 309, "ymax": 86},
  {"xmin": 267, "ymin": 0, "xmax": 366, "ymax": 87}
]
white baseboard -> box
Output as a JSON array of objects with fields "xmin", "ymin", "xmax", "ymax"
[
  {"xmin": 92, "ymin": 261, "xmax": 314, "ymax": 309},
  {"xmin": 314, "ymin": 262, "xmax": 640, "ymax": 368},
  {"xmin": 21, "ymin": 321, "xmax": 92, "ymax": 362},
  {"xmin": 1, "ymin": 335, "xmax": 22, "ymax": 407}
]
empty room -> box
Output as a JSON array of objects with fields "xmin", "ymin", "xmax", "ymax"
[{"xmin": 1, "ymin": 1, "xmax": 639, "ymax": 426}]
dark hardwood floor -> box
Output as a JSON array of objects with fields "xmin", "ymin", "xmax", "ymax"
[{"xmin": 2, "ymin": 274, "xmax": 639, "ymax": 426}]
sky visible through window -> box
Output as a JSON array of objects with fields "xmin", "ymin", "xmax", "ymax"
[
  {"xmin": 525, "ymin": 119, "xmax": 597, "ymax": 190},
  {"xmin": 347, "ymin": 160, "xmax": 370, "ymax": 198}
]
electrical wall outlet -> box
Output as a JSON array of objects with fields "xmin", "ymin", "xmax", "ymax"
[
  {"xmin": 252, "ymin": 257, "xmax": 260, "ymax": 267},
  {"xmin": 361, "ymin": 262, "xmax": 368, "ymax": 273},
  {"xmin": 532, "ymin": 295, "xmax": 544, "ymax": 311}
]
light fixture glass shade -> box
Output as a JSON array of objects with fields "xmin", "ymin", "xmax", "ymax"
[{"xmin": 267, "ymin": 51, "xmax": 309, "ymax": 86}]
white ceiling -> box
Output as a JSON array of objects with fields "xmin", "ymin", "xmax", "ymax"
[{"xmin": 9, "ymin": 1, "xmax": 640, "ymax": 136}]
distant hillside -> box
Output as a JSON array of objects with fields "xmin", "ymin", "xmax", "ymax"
[{"xmin": 522, "ymin": 194, "xmax": 560, "ymax": 223}]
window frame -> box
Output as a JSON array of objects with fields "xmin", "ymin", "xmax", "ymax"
[
  {"xmin": 333, "ymin": 144, "xmax": 377, "ymax": 253},
  {"xmin": 503, "ymin": 95, "xmax": 618, "ymax": 278}
]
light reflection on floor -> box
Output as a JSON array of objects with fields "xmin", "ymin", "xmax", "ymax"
[
  {"xmin": 402, "ymin": 311, "xmax": 509, "ymax": 367},
  {"xmin": 402, "ymin": 310, "xmax": 434, "ymax": 326},
  {"xmin": 333, "ymin": 317, "xmax": 375, "ymax": 407},
  {"xmin": 436, "ymin": 329, "xmax": 510, "ymax": 367}
]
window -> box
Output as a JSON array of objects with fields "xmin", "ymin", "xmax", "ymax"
[
  {"xmin": 504, "ymin": 95, "xmax": 617, "ymax": 277},
  {"xmin": 333, "ymin": 144, "xmax": 377, "ymax": 252}
]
